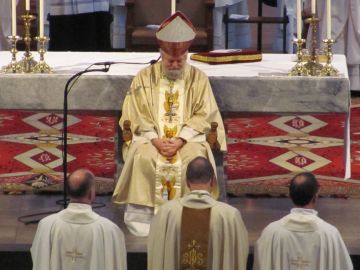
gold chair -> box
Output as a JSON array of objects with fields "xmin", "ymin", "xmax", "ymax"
[{"xmin": 125, "ymin": 0, "xmax": 214, "ymax": 52}]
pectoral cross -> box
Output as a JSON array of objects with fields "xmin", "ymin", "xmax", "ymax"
[
  {"xmin": 167, "ymin": 80, "xmax": 175, "ymax": 122},
  {"xmin": 65, "ymin": 248, "xmax": 84, "ymax": 262},
  {"xmin": 290, "ymin": 256, "xmax": 309, "ymax": 270}
]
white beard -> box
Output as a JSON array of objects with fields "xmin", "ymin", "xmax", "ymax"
[{"xmin": 163, "ymin": 68, "xmax": 184, "ymax": 80}]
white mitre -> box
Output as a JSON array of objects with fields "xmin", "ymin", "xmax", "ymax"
[{"xmin": 156, "ymin": 11, "xmax": 196, "ymax": 56}]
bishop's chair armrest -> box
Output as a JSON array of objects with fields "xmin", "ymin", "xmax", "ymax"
[
  {"xmin": 206, "ymin": 122, "xmax": 220, "ymax": 151},
  {"xmin": 121, "ymin": 120, "xmax": 133, "ymax": 161},
  {"xmin": 122, "ymin": 120, "xmax": 133, "ymax": 142}
]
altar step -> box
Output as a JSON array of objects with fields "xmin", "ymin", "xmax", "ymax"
[
  {"xmin": 1, "ymin": 248, "xmax": 360, "ymax": 270},
  {"xmin": 0, "ymin": 246, "xmax": 147, "ymax": 270}
]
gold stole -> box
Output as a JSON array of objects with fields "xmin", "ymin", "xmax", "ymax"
[
  {"xmin": 180, "ymin": 207, "xmax": 211, "ymax": 270},
  {"xmin": 155, "ymin": 77, "xmax": 185, "ymax": 211}
]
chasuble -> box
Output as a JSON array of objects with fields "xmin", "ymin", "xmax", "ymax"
[
  {"xmin": 112, "ymin": 62, "xmax": 226, "ymax": 209},
  {"xmin": 31, "ymin": 203, "xmax": 127, "ymax": 270},
  {"xmin": 147, "ymin": 191, "xmax": 249, "ymax": 270},
  {"xmin": 254, "ymin": 208, "xmax": 353, "ymax": 270}
]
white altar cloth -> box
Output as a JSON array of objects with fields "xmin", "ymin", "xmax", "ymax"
[{"xmin": 0, "ymin": 52, "xmax": 349, "ymax": 112}]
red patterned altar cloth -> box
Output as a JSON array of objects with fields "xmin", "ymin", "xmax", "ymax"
[
  {"xmin": 225, "ymin": 107, "xmax": 360, "ymax": 197},
  {"xmin": 0, "ymin": 110, "xmax": 116, "ymax": 194}
]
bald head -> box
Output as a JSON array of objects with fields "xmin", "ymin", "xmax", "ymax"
[
  {"xmin": 289, "ymin": 172, "xmax": 319, "ymax": 207},
  {"xmin": 186, "ymin": 157, "xmax": 214, "ymax": 185},
  {"xmin": 67, "ymin": 168, "xmax": 95, "ymax": 201}
]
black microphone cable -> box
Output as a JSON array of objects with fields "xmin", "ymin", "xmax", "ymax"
[{"xmin": 86, "ymin": 55, "xmax": 161, "ymax": 70}]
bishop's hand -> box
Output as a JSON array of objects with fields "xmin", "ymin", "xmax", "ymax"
[{"xmin": 151, "ymin": 138, "xmax": 185, "ymax": 158}]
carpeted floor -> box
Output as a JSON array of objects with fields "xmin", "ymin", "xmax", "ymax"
[{"xmin": 0, "ymin": 110, "xmax": 117, "ymax": 195}]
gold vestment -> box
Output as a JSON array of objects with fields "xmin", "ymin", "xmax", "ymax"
[{"xmin": 112, "ymin": 62, "xmax": 226, "ymax": 208}]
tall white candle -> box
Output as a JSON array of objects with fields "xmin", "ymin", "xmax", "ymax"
[
  {"xmin": 326, "ymin": 0, "xmax": 331, "ymax": 39},
  {"xmin": 171, "ymin": 0, "xmax": 176, "ymax": 15},
  {"xmin": 12, "ymin": 0, "xmax": 16, "ymax": 36},
  {"xmin": 25, "ymin": 0, "xmax": 30, "ymax": 11},
  {"xmin": 296, "ymin": 0, "xmax": 302, "ymax": 40},
  {"xmin": 39, "ymin": 0, "xmax": 44, "ymax": 36},
  {"xmin": 311, "ymin": 0, "xmax": 316, "ymax": 14}
]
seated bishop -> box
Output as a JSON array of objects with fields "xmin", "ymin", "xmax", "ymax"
[
  {"xmin": 147, "ymin": 157, "xmax": 249, "ymax": 270},
  {"xmin": 254, "ymin": 172, "xmax": 353, "ymax": 270},
  {"xmin": 112, "ymin": 11, "xmax": 226, "ymax": 237}
]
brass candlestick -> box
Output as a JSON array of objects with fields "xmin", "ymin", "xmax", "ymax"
[
  {"xmin": 320, "ymin": 39, "xmax": 338, "ymax": 76},
  {"xmin": 289, "ymin": 38, "xmax": 309, "ymax": 76},
  {"xmin": 18, "ymin": 12, "xmax": 38, "ymax": 73},
  {"xmin": 2, "ymin": 35, "xmax": 22, "ymax": 73},
  {"xmin": 33, "ymin": 36, "xmax": 52, "ymax": 73},
  {"xmin": 303, "ymin": 15, "xmax": 323, "ymax": 76}
]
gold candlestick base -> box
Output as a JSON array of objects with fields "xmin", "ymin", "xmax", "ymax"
[
  {"xmin": 18, "ymin": 56, "xmax": 38, "ymax": 73},
  {"xmin": 289, "ymin": 39, "xmax": 309, "ymax": 76},
  {"xmin": 320, "ymin": 38, "xmax": 339, "ymax": 77},
  {"xmin": 2, "ymin": 35, "xmax": 22, "ymax": 73},
  {"xmin": 33, "ymin": 36, "xmax": 52, "ymax": 74},
  {"xmin": 303, "ymin": 58, "xmax": 323, "ymax": 76}
]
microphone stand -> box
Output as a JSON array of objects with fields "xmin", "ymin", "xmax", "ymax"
[
  {"xmin": 18, "ymin": 65, "xmax": 110, "ymax": 224},
  {"xmin": 62, "ymin": 65, "xmax": 110, "ymax": 208}
]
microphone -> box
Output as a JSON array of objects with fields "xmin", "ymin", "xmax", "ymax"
[
  {"xmin": 92, "ymin": 61, "xmax": 120, "ymax": 66},
  {"xmin": 92, "ymin": 56, "xmax": 161, "ymax": 66},
  {"xmin": 150, "ymin": 56, "xmax": 161, "ymax": 65}
]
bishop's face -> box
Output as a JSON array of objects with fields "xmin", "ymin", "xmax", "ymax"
[{"xmin": 161, "ymin": 50, "xmax": 188, "ymax": 80}]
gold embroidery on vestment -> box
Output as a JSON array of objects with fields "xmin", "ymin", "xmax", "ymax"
[
  {"xmin": 65, "ymin": 248, "xmax": 84, "ymax": 262},
  {"xmin": 181, "ymin": 240, "xmax": 205, "ymax": 269},
  {"xmin": 290, "ymin": 256, "xmax": 310, "ymax": 270}
]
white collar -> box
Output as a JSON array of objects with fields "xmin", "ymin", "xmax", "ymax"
[
  {"xmin": 67, "ymin": 203, "xmax": 92, "ymax": 211},
  {"xmin": 189, "ymin": 190, "xmax": 211, "ymax": 196},
  {"xmin": 179, "ymin": 190, "xmax": 216, "ymax": 209},
  {"xmin": 59, "ymin": 203, "xmax": 99, "ymax": 224},
  {"xmin": 291, "ymin": 208, "xmax": 318, "ymax": 216},
  {"xmin": 281, "ymin": 208, "xmax": 319, "ymax": 232}
]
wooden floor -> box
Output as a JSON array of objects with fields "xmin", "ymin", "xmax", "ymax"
[{"xmin": 1, "ymin": 193, "xmax": 359, "ymax": 256}]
